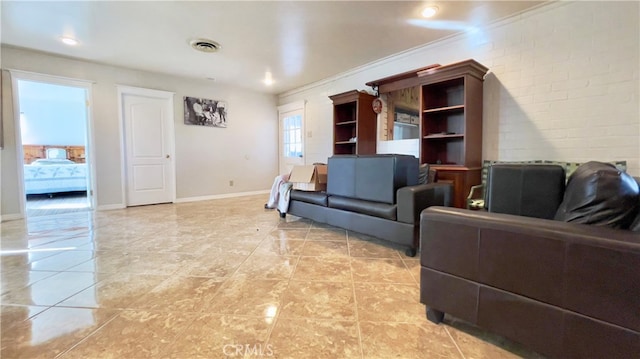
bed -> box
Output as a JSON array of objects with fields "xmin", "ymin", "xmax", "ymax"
[{"xmin": 23, "ymin": 158, "xmax": 88, "ymax": 195}]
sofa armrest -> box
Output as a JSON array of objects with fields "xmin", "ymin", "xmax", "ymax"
[
  {"xmin": 420, "ymin": 206, "xmax": 640, "ymax": 333},
  {"xmin": 397, "ymin": 183, "xmax": 452, "ymax": 224}
]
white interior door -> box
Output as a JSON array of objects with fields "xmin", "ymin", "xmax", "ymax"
[
  {"xmin": 278, "ymin": 101, "xmax": 305, "ymax": 174},
  {"xmin": 120, "ymin": 87, "xmax": 175, "ymax": 206}
]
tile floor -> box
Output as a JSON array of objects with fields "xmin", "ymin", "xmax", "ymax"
[
  {"xmin": 1, "ymin": 195, "xmax": 544, "ymax": 358},
  {"xmin": 26, "ymin": 192, "xmax": 90, "ymax": 217}
]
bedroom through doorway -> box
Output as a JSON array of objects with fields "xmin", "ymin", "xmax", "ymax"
[{"xmin": 14, "ymin": 75, "xmax": 93, "ymax": 218}]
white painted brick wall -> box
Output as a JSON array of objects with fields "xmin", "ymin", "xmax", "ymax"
[
  {"xmin": 479, "ymin": 0, "xmax": 640, "ymax": 172},
  {"xmin": 279, "ymin": 1, "xmax": 639, "ymax": 175}
]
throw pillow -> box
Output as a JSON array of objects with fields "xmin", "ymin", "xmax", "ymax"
[
  {"xmin": 418, "ymin": 164, "xmax": 430, "ymax": 184},
  {"xmin": 554, "ymin": 161, "xmax": 640, "ymax": 229}
]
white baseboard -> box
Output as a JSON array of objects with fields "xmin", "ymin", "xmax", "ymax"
[
  {"xmin": 175, "ymin": 190, "xmax": 269, "ymax": 203},
  {"xmin": 96, "ymin": 204, "xmax": 126, "ymax": 211}
]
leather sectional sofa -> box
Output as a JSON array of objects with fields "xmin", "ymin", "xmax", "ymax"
[
  {"xmin": 419, "ymin": 162, "xmax": 640, "ymax": 358},
  {"xmin": 286, "ymin": 154, "xmax": 451, "ymax": 256}
]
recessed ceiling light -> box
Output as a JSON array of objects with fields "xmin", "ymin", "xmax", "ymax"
[
  {"xmin": 190, "ymin": 38, "xmax": 221, "ymax": 53},
  {"xmin": 60, "ymin": 37, "xmax": 78, "ymax": 46},
  {"xmin": 263, "ymin": 72, "xmax": 274, "ymax": 86},
  {"xmin": 422, "ymin": 6, "xmax": 438, "ymax": 18}
]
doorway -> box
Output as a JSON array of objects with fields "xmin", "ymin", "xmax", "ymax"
[
  {"xmin": 11, "ymin": 71, "xmax": 95, "ymax": 218},
  {"xmin": 278, "ymin": 101, "xmax": 306, "ymax": 175}
]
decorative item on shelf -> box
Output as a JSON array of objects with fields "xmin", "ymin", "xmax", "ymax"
[{"xmin": 372, "ymin": 98, "xmax": 382, "ymax": 114}]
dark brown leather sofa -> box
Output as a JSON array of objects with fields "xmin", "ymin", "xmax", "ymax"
[
  {"xmin": 286, "ymin": 154, "xmax": 451, "ymax": 256},
  {"xmin": 419, "ymin": 162, "xmax": 640, "ymax": 358}
]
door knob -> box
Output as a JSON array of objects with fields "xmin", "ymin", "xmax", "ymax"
[{"xmin": 166, "ymin": 155, "xmax": 170, "ymax": 159}]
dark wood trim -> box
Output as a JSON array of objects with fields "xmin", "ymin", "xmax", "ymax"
[
  {"xmin": 417, "ymin": 59, "xmax": 489, "ymax": 84},
  {"xmin": 366, "ymin": 64, "xmax": 440, "ymax": 94}
]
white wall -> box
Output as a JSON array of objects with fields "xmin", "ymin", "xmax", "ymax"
[
  {"xmin": 18, "ymin": 81, "xmax": 87, "ymax": 145},
  {"xmin": 279, "ymin": 1, "xmax": 640, "ymax": 175},
  {"xmin": 1, "ymin": 47, "xmax": 278, "ymax": 218}
]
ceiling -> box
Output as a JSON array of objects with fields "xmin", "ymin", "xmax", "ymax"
[{"xmin": 1, "ymin": 1, "xmax": 545, "ymax": 95}]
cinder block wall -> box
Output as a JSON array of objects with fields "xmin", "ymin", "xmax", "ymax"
[
  {"xmin": 279, "ymin": 1, "xmax": 640, "ymax": 175},
  {"xmin": 480, "ymin": 2, "xmax": 639, "ymax": 172}
]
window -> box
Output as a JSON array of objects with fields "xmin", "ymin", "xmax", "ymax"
[{"xmin": 283, "ymin": 114, "xmax": 302, "ymax": 159}]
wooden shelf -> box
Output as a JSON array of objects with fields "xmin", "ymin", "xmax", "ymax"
[
  {"xmin": 336, "ymin": 120, "xmax": 357, "ymax": 126},
  {"xmin": 423, "ymin": 133, "xmax": 464, "ymax": 139},
  {"xmin": 419, "ymin": 59, "xmax": 488, "ymax": 208},
  {"xmin": 330, "ymin": 90, "xmax": 377, "ymax": 155},
  {"xmin": 335, "ymin": 140, "xmax": 357, "ymax": 145},
  {"xmin": 423, "ymin": 104, "xmax": 465, "ymax": 114}
]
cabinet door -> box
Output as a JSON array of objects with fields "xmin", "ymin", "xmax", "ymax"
[{"xmin": 434, "ymin": 167, "xmax": 481, "ymax": 208}]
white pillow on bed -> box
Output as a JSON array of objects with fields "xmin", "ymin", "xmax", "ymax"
[{"xmin": 31, "ymin": 159, "xmax": 76, "ymax": 165}]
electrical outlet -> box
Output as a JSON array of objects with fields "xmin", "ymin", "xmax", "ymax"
[{"xmin": 229, "ymin": 180, "xmax": 234, "ymax": 186}]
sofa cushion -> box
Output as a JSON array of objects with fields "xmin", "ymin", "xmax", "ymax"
[
  {"xmin": 471, "ymin": 160, "xmax": 544, "ymax": 209},
  {"xmin": 327, "ymin": 155, "xmax": 357, "ymax": 198},
  {"xmin": 544, "ymin": 160, "xmax": 627, "ymax": 182},
  {"xmin": 486, "ymin": 164, "xmax": 565, "ymax": 220},
  {"xmin": 290, "ymin": 190, "xmax": 328, "ymax": 206},
  {"xmin": 554, "ymin": 161, "xmax": 640, "ymax": 229},
  {"xmin": 470, "ymin": 160, "xmax": 628, "ymax": 210},
  {"xmin": 328, "ymin": 196, "xmax": 397, "ymax": 220},
  {"xmin": 354, "ymin": 154, "xmax": 418, "ymax": 204},
  {"xmin": 418, "ymin": 164, "xmax": 429, "ymax": 184}
]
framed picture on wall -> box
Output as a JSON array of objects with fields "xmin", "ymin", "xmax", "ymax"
[{"xmin": 183, "ymin": 96, "xmax": 227, "ymax": 128}]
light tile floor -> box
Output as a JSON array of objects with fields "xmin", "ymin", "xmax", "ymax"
[
  {"xmin": 26, "ymin": 192, "xmax": 90, "ymax": 217},
  {"xmin": 1, "ymin": 195, "xmax": 545, "ymax": 358}
]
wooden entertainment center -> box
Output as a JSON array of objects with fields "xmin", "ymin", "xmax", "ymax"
[{"xmin": 356, "ymin": 59, "xmax": 489, "ymax": 208}]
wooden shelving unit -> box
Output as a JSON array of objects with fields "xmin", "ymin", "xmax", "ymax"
[
  {"xmin": 418, "ymin": 59, "xmax": 488, "ymax": 208},
  {"xmin": 330, "ymin": 90, "xmax": 377, "ymax": 155}
]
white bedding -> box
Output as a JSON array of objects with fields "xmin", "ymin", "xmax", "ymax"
[{"xmin": 24, "ymin": 159, "xmax": 87, "ymax": 195}]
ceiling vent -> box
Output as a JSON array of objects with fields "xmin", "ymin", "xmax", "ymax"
[{"xmin": 190, "ymin": 38, "xmax": 221, "ymax": 53}]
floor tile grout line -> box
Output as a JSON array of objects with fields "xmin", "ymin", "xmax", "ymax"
[
  {"xmin": 2, "ymin": 271, "xmax": 113, "ymax": 309},
  {"xmin": 398, "ymin": 252, "xmax": 421, "ymax": 287},
  {"xmin": 260, "ymin": 218, "xmax": 309, "ymax": 354},
  {"xmin": 153, "ymin": 309, "xmax": 208, "ymax": 358},
  {"xmin": 346, "ymin": 230, "xmax": 366, "ymax": 359},
  {"xmin": 444, "ymin": 324, "xmax": 468, "ymax": 359},
  {"xmin": 54, "ymin": 311, "xmax": 122, "ymax": 359}
]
